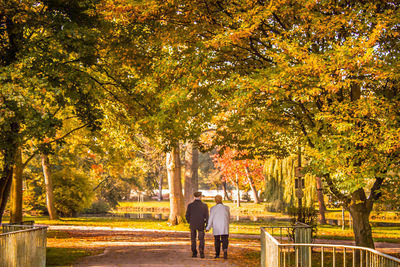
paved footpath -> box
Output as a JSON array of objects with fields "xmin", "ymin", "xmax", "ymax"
[
  {"xmin": 45, "ymin": 225, "xmax": 400, "ymax": 267},
  {"xmin": 47, "ymin": 226, "xmax": 246, "ymax": 267},
  {"xmin": 74, "ymin": 241, "xmax": 235, "ymax": 267}
]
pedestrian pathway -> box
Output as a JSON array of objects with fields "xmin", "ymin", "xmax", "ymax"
[
  {"xmin": 44, "ymin": 226, "xmax": 256, "ymax": 267},
  {"xmin": 74, "ymin": 241, "xmax": 235, "ymax": 267},
  {"xmin": 44, "ymin": 225, "xmax": 400, "ymax": 266}
]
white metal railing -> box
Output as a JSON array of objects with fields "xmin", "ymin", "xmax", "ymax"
[
  {"xmin": 0, "ymin": 224, "xmax": 48, "ymax": 267},
  {"xmin": 261, "ymin": 226, "xmax": 400, "ymax": 267},
  {"xmin": 261, "ymin": 224, "xmax": 312, "ymax": 267}
]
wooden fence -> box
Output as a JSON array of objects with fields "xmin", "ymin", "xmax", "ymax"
[{"xmin": 0, "ymin": 224, "xmax": 47, "ymax": 267}]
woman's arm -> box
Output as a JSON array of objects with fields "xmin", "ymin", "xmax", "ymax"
[{"xmin": 206, "ymin": 207, "xmax": 214, "ymax": 231}]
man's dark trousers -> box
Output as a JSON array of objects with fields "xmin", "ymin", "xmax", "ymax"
[
  {"xmin": 185, "ymin": 199, "xmax": 209, "ymax": 257},
  {"xmin": 190, "ymin": 228, "xmax": 205, "ymax": 256}
]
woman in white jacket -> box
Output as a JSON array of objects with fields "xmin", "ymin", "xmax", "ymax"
[{"xmin": 206, "ymin": 195, "xmax": 230, "ymax": 259}]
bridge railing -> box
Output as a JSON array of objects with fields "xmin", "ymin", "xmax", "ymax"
[
  {"xmin": 0, "ymin": 224, "xmax": 47, "ymax": 267},
  {"xmin": 261, "ymin": 225, "xmax": 400, "ymax": 267}
]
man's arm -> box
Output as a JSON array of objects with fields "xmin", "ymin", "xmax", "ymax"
[
  {"xmin": 185, "ymin": 204, "xmax": 191, "ymax": 222},
  {"xmin": 204, "ymin": 204, "xmax": 210, "ymax": 228}
]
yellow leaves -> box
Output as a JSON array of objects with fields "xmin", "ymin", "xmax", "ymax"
[
  {"xmin": 366, "ymin": 22, "xmax": 386, "ymax": 47},
  {"xmin": 229, "ymin": 30, "xmax": 251, "ymax": 45}
]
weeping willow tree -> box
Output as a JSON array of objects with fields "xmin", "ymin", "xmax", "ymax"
[{"xmin": 264, "ymin": 155, "xmax": 316, "ymax": 212}]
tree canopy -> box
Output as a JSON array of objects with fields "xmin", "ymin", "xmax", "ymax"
[
  {"xmin": 148, "ymin": 0, "xmax": 400, "ymax": 247},
  {"xmin": 1, "ymin": 0, "xmax": 399, "ymax": 248}
]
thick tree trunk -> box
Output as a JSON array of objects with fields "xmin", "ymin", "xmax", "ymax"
[
  {"xmin": 315, "ymin": 176, "xmax": 327, "ymax": 224},
  {"xmin": 244, "ymin": 166, "xmax": 260, "ymax": 204},
  {"xmin": 10, "ymin": 148, "xmax": 23, "ymax": 223},
  {"xmin": 41, "ymin": 154, "xmax": 58, "ymax": 220},
  {"xmin": 0, "ymin": 166, "xmax": 13, "ymax": 224},
  {"xmin": 0, "ymin": 121, "xmax": 20, "ymax": 223},
  {"xmin": 166, "ymin": 145, "xmax": 185, "ymax": 225},
  {"xmin": 192, "ymin": 148, "xmax": 199, "ymax": 193},
  {"xmin": 348, "ymin": 189, "xmax": 374, "ymax": 248},
  {"xmin": 184, "ymin": 143, "xmax": 196, "ymax": 207}
]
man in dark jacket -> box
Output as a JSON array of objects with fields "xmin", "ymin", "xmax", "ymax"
[{"xmin": 185, "ymin": 191, "xmax": 209, "ymax": 258}]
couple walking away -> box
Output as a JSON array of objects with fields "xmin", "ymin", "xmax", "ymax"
[{"xmin": 185, "ymin": 191, "xmax": 230, "ymax": 259}]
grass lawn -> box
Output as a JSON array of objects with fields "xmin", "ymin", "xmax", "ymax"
[
  {"xmin": 7, "ymin": 215, "xmax": 276, "ymax": 235},
  {"xmin": 5, "ymin": 215, "xmax": 400, "ymax": 243},
  {"xmin": 317, "ymin": 224, "xmax": 400, "ymax": 243},
  {"xmin": 324, "ymin": 209, "xmax": 400, "ymax": 223},
  {"xmin": 46, "ymin": 247, "xmax": 102, "ymax": 267},
  {"xmin": 116, "ymin": 200, "xmax": 288, "ymax": 217}
]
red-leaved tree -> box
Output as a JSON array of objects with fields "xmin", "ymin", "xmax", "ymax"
[{"xmin": 212, "ymin": 147, "xmax": 264, "ymax": 205}]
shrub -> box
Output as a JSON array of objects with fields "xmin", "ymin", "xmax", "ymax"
[
  {"xmin": 24, "ymin": 173, "xmax": 47, "ymax": 215},
  {"xmin": 265, "ymin": 199, "xmax": 285, "ymax": 212},
  {"xmin": 287, "ymin": 206, "xmax": 318, "ymax": 241},
  {"xmin": 84, "ymin": 200, "xmax": 111, "ymax": 214},
  {"xmin": 53, "ymin": 168, "xmax": 93, "ymax": 216}
]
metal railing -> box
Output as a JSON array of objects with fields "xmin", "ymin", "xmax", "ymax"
[
  {"xmin": 261, "ymin": 226, "xmax": 400, "ymax": 267},
  {"xmin": 0, "ymin": 224, "xmax": 48, "ymax": 267},
  {"xmin": 261, "ymin": 223, "xmax": 312, "ymax": 267}
]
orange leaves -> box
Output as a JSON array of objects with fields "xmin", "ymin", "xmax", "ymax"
[
  {"xmin": 91, "ymin": 164, "xmax": 104, "ymax": 174},
  {"xmin": 212, "ymin": 147, "xmax": 264, "ymax": 188}
]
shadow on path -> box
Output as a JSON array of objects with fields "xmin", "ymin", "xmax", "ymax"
[{"xmin": 74, "ymin": 241, "xmax": 235, "ymax": 267}]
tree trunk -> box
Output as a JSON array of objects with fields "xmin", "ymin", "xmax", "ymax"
[
  {"xmin": 166, "ymin": 145, "xmax": 185, "ymax": 225},
  {"xmin": 348, "ymin": 189, "xmax": 374, "ymax": 248},
  {"xmin": 244, "ymin": 166, "xmax": 260, "ymax": 204},
  {"xmin": 158, "ymin": 170, "xmax": 163, "ymax": 201},
  {"xmin": 235, "ymin": 173, "xmax": 240, "ymax": 207},
  {"xmin": 0, "ymin": 121, "xmax": 20, "ymax": 223},
  {"xmin": 222, "ymin": 181, "xmax": 231, "ymax": 201},
  {"xmin": 192, "ymin": 147, "xmax": 199, "ymax": 193},
  {"xmin": 315, "ymin": 176, "xmax": 327, "ymax": 224},
  {"xmin": 41, "ymin": 153, "xmax": 58, "ymax": 220},
  {"xmin": 184, "ymin": 143, "xmax": 195, "ymax": 207},
  {"xmin": 0, "ymin": 169, "xmax": 13, "ymax": 224},
  {"xmin": 10, "ymin": 148, "xmax": 23, "ymax": 223}
]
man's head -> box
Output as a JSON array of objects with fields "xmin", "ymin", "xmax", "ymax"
[
  {"xmin": 215, "ymin": 195, "xmax": 223, "ymax": 204},
  {"xmin": 193, "ymin": 191, "xmax": 202, "ymax": 199}
]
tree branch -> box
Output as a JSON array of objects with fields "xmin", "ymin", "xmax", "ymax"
[
  {"xmin": 323, "ymin": 173, "xmax": 351, "ymax": 205},
  {"xmin": 22, "ymin": 123, "xmax": 89, "ymax": 168}
]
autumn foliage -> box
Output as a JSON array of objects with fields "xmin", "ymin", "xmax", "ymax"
[{"xmin": 212, "ymin": 148, "xmax": 264, "ymax": 195}]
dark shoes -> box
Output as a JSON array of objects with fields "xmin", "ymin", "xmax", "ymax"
[
  {"xmin": 214, "ymin": 251, "xmax": 227, "ymax": 259},
  {"xmin": 193, "ymin": 250, "xmax": 204, "ymax": 258}
]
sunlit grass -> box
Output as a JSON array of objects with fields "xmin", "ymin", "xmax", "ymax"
[
  {"xmin": 17, "ymin": 215, "xmax": 191, "ymax": 232},
  {"xmin": 324, "ymin": 209, "xmax": 400, "ymax": 223},
  {"xmin": 4, "ymin": 215, "xmax": 398, "ymax": 242},
  {"xmin": 317, "ymin": 224, "xmax": 400, "ymax": 243},
  {"xmin": 115, "ymin": 200, "xmax": 287, "ymax": 217},
  {"xmin": 46, "ymin": 247, "xmax": 102, "ymax": 267},
  {"xmin": 3, "ymin": 215, "xmax": 279, "ymax": 235}
]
